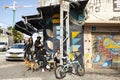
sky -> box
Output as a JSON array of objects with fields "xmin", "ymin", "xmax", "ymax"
[{"xmin": 0, "ymin": 0, "xmax": 38, "ymax": 29}]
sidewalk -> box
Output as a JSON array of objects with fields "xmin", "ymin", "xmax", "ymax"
[
  {"xmin": 86, "ymin": 68, "xmax": 120, "ymax": 74},
  {"xmin": 86, "ymin": 68, "xmax": 120, "ymax": 77}
]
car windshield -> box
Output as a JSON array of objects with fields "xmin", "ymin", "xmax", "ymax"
[
  {"xmin": 11, "ymin": 44, "xmax": 24, "ymax": 49},
  {"xmin": 0, "ymin": 42, "xmax": 6, "ymax": 45}
]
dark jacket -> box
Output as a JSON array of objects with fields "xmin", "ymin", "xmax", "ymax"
[
  {"xmin": 37, "ymin": 48, "xmax": 47, "ymax": 60},
  {"xmin": 24, "ymin": 42, "xmax": 33, "ymax": 54},
  {"xmin": 24, "ymin": 42, "xmax": 33, "ymax": 50},
  {"xmin": 34, "ymin": 40, "xmax": 41, "ymax": 53}
]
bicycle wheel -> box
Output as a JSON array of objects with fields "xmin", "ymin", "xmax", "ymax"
[
  {"xmin": 54, "ymin": 65, "xmax": 66, "ymax": 79},
  {"xmin": 77, "ymin": 65, "xmax": 85, "ymax": 76}
]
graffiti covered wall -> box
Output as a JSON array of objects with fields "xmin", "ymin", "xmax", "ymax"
[
  {"xmin": 92, "ymin": 33, "xmax": 120, "ymax": 68},
  {"xmin": 70, "ymin": 23, "xmax": 84, "ymax": 60}
]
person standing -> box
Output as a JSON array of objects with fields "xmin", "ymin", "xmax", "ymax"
[
  {"xmin": 24, "ymin": 37, "xmax": 33, "ymax": 60},
  {"xmin": 34, "ymin": 36, "xmax": 42, "ymax": 59}
]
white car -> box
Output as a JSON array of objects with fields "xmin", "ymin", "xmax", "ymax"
[
  {"xmin": 5, "ymin": 43, "xmax": 25, "ymax": 60},
  {"xmin": 0, "ymin": 42, "xmax": 7, "ymax": 51}
]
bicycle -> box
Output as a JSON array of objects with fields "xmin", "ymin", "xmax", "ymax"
[{"xmin": 54, "ymin": 51, "xmax": 85, "ymax": 79}]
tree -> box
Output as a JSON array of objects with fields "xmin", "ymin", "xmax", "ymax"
[{"xmin": 8, "ymin": 26, "xmax": 24, "ymax": 43}]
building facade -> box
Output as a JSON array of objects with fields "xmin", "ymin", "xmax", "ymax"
[
  {"xmin": 84, "ymin": 0, "xmax": 120, "ymax": 69},
  {"xmin": 37, "ymin": 0, "xmax": 87, "ymax": 63},
  {"xmin": 15, "ymin": 0, "xmax": 120, "ymax": 69},
  {"xmin": 37, "ymin": 0, "xmax": 120, "ymax": 69}
]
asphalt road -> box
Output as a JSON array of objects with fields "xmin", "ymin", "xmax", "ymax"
[{"xmin": 0, "ymin": 52, "xmax": 120, "ymax": 80}]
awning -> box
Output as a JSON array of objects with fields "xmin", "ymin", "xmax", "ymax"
[
  {"xmin": 37, "ymin": 5, "xmax": 60, "ymax": 19},
  {"xmin": 14, "ymin": 20, "xmax": 37, "ymax": 36},
  {"xmin": 22, "ymin": 14, "xmax": 44, "ymax": 30},
  {"xmin": 16, "ymin": 0, "xmax": 88, "ymax": 35}
]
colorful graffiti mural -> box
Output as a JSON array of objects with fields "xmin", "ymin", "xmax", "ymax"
[
  {"xmin": 70, "ymin": 31, "xmax": 81, "ymax": 60},
  {"xmin": 72, "ymin": 31, "xmax": 81, "ymax": 51},
  {"xmin": 92, "ymin": 34, "xmax": 120, "ymax": 68}
]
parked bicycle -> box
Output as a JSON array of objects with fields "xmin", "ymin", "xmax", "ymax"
[{"xmin": 54, "ymin": 51, "xmax": 85, "ymax": 79}]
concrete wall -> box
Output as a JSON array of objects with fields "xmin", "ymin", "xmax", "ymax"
[
  {"xmin": 86, "ymin": 0, "xmax": 120, "ymax": 21},
  {"xmin": 84, "ymin": 26, "xmax": 92, "ymax": 68}
]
